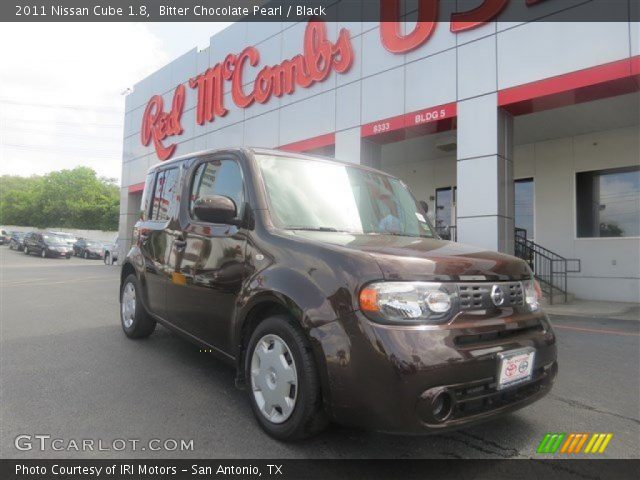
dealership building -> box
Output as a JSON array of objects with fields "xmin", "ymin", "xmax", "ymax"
[{"xmin": 120, "ymin": 2, "xmax": 640, "ymax": 303}]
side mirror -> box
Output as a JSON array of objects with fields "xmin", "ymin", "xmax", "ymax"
[
  {"xmin": 193, "ymin": 195, "xmax": 238, "ymax": 224},
  {"xmin": 419, "ymin": 200, "xmax": 429, "ymax": 213}
]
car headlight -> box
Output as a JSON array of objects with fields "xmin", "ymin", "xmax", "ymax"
[
  {"xmin": 523, "ymin": 278, "xmax": 541, "ymax": 311},
  {"xmin": 359, "ymin": 282, "xmax": 456, "ymax": 324}
]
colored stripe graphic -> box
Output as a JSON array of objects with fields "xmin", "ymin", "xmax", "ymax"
[
  {"xmin": 537, "ymin": 433, "xmax": 565, "ymax": 453},
  {"xmin": 566, "ymin": 433, "xmax": 588, "ymax": 453},
  {"xmin": 584, "ymin": 433, "xmax": 613, "ymax": 454},
  {"xmin": 539, "ymin": 433, "xmax": 613, "ymax": 454}
]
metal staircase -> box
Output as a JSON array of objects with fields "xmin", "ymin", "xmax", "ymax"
[{"xmin": 436, "ymin": 225, "xmax": 580, "ymax": 304}]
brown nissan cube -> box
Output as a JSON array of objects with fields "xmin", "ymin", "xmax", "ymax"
[{"xmin": 120, "ymin": 148, "xmax": 557, "ymax": 440}]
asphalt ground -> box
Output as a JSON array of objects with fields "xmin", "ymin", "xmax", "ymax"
[{"xmin": 1, "ymin": 247, "xmax": 638, "ymax": 460}]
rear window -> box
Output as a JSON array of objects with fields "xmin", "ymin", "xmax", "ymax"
[{"xmin": 151, "ymin": 168, "xmax": 180, "ymax": 221}]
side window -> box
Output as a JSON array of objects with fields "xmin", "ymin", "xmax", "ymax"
[
  {"xmin": 190, "ymin": 159, "xmax": 244, "ymax": 220},
  {"xmin": 151, "ymin": 168, "xmax": 180, "ymax": 221}
]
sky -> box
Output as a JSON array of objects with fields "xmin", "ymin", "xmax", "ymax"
[{"xmin": 0, "ymin": 22, "xmax": 230, "ymax": 184}]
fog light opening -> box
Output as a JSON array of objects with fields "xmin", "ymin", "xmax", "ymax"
[{"xmin": 432, "ymin": 391, "xmax": 453, "ymax": 421}]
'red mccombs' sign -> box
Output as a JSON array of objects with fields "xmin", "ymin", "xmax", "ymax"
[{"xmin": 141, "ymin": 21, "xmax": 353, "ymax": 160}]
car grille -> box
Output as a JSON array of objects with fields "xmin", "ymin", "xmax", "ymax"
[
  {"xmin": 451, "ymin": 363, "xmax": 555, "ymax": 420},
  {"xmin": 457, "ymin": 281, "xmax": 524, "ymax": 310}
]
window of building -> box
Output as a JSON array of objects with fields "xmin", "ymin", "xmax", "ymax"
[
  {"xmin": 190, "ymin": 159, "xmax": 244, "ymax": 221},
  {"xmin": 576, "ymin": 166, "xmax": 640, "ymax": 238},
  {"xmin": 150, "ymin": 168, "xmax": 180, "ymax": 221},
  {"xmin": 515, "ymin": 178, "xmax": 535, "ymax": 239}
]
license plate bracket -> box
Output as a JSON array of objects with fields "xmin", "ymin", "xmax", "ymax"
[{"xmin": 496, "ymin": 347, "xmax": 536, "ymax": 390}]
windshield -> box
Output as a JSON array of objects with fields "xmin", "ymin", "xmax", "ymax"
[
  {"xmin": 257, "ymin": 155, "xmax": 434, "ymax": 238},
  {"xmin": 43, "ymin": 235, "xmax": 65, "ymax": 244}
]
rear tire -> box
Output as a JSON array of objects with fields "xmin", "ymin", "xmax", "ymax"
[
  {"xmin": 245, "ymin": 315, "xmax": 328, "ymax": 441},
  {"xmin": 120, "ymin": 274, "xmax": 156, "ymax": 339}
]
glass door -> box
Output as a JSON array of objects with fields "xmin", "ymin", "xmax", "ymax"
[{"xmin": 436, "ymin": 187, "xmax": 456, "ymax": 240}]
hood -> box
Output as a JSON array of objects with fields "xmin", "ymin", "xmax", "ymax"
[{"xmin": 288, "ymin": 231, "xmax": 530, "ymax": 281}]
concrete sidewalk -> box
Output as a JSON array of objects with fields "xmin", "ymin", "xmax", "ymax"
[{"xmin": 544, "ymin": 299, "xmax": 640, "ymax": 320}]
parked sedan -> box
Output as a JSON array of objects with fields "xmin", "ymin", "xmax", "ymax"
[
  {"xmin": 74, "ymin": 239, "xmax": 104, "ymax": 259},
  {"xmin": 24, "ymin": 232, "xmax": 73, "ymax": 258},
  {"xmin": 50, "ymin": 231, "xmax": 79, "ymax": 248},
  {"xmin": 8, "ymin": 232, "xmax": 27, "ymax": 251}
]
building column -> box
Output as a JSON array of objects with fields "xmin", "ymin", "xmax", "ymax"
[
  {"xmin": 118, "ymin": 188, "xmax": 141, "ymax": 260},
  {"xmin": 335, "ymin": 127, "xmax": 382, "ymax": 167},
  {"xmin": 456, "ymin": 93, "xmax": 514, "ymax": 254}
]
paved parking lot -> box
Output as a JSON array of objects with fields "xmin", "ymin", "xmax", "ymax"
[{"xmin": 1, "ymin": 247, "xmax": 638, "ymax": 459}]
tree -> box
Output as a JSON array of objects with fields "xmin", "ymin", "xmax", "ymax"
[{"xmin": 0, "ymin": 167, "xmax": 120, "ymax": 230}]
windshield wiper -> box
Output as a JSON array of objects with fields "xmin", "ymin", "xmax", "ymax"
[
  {"xmin": 364, "ymin": 231, "xmax": 435, "ymax": 239},
  {"xmin": 287, "ymin": 226, "xmax": 343, "ymax": 232}
]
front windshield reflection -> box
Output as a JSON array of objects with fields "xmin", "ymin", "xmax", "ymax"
[{"xmin": 257, "ymin": 155, "xmax": 434, "ymax": 238}]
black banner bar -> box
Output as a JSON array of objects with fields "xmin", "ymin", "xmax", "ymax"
[
  {"xmin": 3, "ymin": 459, "xmax": 640, "ymax": 480},
  {"xmin": 2, "ymin": 0, "xmax": 639, "ymax": 22}
]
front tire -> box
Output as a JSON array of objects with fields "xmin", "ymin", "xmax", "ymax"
[
  {"xmin": 245, "ymin": 315, "xmax": 328, "ymax": 441},
  {"xmin": 120, "ymin": 274, "xmax": 156, "ymax": 339}
]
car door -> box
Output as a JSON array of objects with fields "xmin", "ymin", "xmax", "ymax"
[
  {"xmin": 165, "ymin": 156, "xmax": 248, "ymax": 353},
  {"xmin": 35, "ymin": 234, "xmax": 45, "ymax": 254},
  {"xmin": 136, "ymin": 167, "xmax": 181, "ymax": 319}
]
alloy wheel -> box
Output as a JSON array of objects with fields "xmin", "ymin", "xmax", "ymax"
[
  {"xmin": 250, "ymin": 334, "xmax": 298, "ymax": 424},
  {"xmin": 121, "ymin": 282, "xmax": 136, "ymax": 329}
]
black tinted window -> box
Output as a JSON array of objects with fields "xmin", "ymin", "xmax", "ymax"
[
  {"xmin": 151, "ymin": 168, "xmax": 180, "ymax": 221},
  {"xmin": 190, "ymin": 159, "xmax": 244, "ymax": 220},
  {"xmin": 576, "ymin": 166, "xmax": 639, "ymax": 238},
  {"xmin": 515, "ymin": 178, "xmax": 534, "ymax": 239}
]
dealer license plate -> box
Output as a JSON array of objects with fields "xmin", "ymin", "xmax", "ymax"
[{"xmin": 497, "ymin": 347, "xmax": 536, "ymax": 390}]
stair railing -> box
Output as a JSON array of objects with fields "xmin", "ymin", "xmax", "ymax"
[{"xmin": 514, "ymin": 228, "xmax": 581, "ymax": 304}]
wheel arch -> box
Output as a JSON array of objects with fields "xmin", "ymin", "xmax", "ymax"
[{"xmin": 120, "ymin": 261, "xmax": 136, "ymax": 290}]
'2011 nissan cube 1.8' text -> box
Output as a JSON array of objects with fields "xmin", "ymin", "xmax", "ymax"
[{"xmin": 120, "ymin": 148, "xmax": 557, "ymax": 440}]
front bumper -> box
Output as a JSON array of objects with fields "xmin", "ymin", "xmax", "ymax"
[
  {"xmin": 47, "ymin": 248, "xmax": 72, "ymax": 257},
  {"xmin": 311, "ymin": 309, "xmax": 557, "ymax": 434}
]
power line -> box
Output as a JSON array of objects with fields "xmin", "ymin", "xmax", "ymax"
[
  {"xmin": 1, "ymin": 126, "xmax": 122, "ymax": 141},
  {"xmin": 1, "ymin": 118, "xmax": 123, "ymax": 129},
  {"xmin": 0, "ymin": 98, "xmax": 121, "ymax": 114},
  {"xmin": 1, "ymin": 143, "xmax": 121, "ymax": 158}
]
